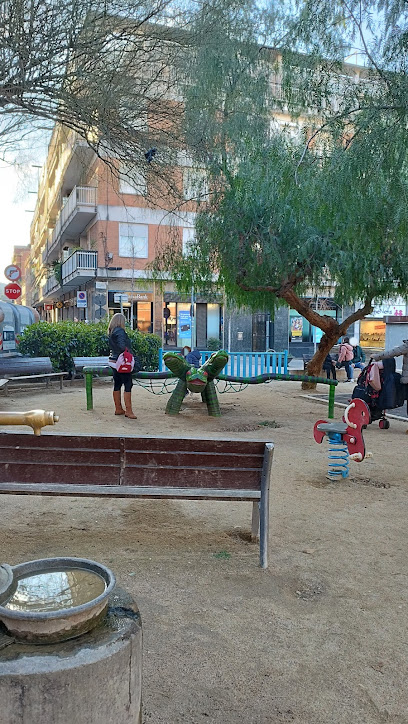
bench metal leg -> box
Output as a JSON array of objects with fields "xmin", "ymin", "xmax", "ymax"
[
  {"xmin": 259, "ymin": 443, "xmax": 273, "ymax": 569},
  {"xmin": 251, "ymin": 501, "xmax": 260, "ymax": 542},
  {"xmin": 59, "ymin": 376, "xmax": 63, "ymax": 390}
]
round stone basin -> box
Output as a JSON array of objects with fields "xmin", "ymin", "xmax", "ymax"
[{"xmin": 0, "ymin": 557, "xmax": 115, "ymax": 644}]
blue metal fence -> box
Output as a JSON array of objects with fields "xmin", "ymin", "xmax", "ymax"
[{"xmin": 159, "ymin": 349, "xmax": 288, "ymax": 375}]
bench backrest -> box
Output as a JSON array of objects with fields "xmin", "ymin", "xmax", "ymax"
[
  {"xmin": 0, "ymin": 357, "xmax": 53, "ymax": 377},
  {"xmin": 0, "ymin": 433, "xmax": 269, "ymax": 498},
  {"xmin": 73, "ymin": 357, "xmax": 109, "ymax": 372}
]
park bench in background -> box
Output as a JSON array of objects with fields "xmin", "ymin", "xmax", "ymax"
[
  {"xmin": 0, "ymin": 356, "xmax": 66, "ymax": 391},
  {"xmin": 73, "ymin": 356, "xmax": 109, "ymax": 374},
  {"xmin": 0, "ymin": 379, "xmax": 9, "ymax": 396},
  {"xmin": 0, "ymin": 432, "xmax": 273, "ymax": 568}
]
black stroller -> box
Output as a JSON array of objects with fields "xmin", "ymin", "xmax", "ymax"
[{"xmin": 351, "ymin": 358, "xmax": 406, "ymax": 429}]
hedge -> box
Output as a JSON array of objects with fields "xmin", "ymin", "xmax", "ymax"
[{"xmin": 18, "ymin": 321, "xmax": 161, "ymax": 373}]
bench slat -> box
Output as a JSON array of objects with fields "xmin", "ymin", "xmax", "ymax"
[
  {"xmin": 0, "ymin": 483, "xmax": 261, "ymax": 500},
  {"xmin": 6, "ymin": 373, "xmax": 66, "ymax": 381},
  {"xmin": 1, "ymin": 463, "xmax": 121, "ymax": 486},
  {"xmin": 0, "ymin": 462, "xmax": 261, "ymax": 489},
  {"xmin": 0, "ymin": 433, "xmax": 266, "ymax": 456},
  {"xmin": 0, "ymin": 449, "xmax": 263, "ymax": 469}
]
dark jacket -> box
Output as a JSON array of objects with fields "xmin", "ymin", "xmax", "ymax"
[
  {"xmin": 109, "ymin": 327, "xmax": 132, "ymax": 361},
  {"xmin": 322, "ymin": 354, "xmax": 334, "ymax": 372},
  {"xmin": 186, "ymin": 348, "xmax": 201, "ymax": 368},
  {"xmin": 352, "ymin": 345, "xmax": 366, "ymax": 364},
  {"xmin": 374, "ymin": 339, "xmax": 408, "ymax": 384}
]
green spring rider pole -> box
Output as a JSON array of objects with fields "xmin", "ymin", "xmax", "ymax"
[
  {"xmin": 86, "ymin": 372, "xmax": 93, "ymax": 411},
  {"xmin": 328, "ymin": 383, "xmax": 335, "ymax": 419}
]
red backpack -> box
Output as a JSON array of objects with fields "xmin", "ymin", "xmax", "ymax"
[{"xmin": 115, "ymin": 348, "xmax": 135, "ymax": 373}]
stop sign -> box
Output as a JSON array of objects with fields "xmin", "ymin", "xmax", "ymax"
[{"xmin": 4, "ymin": 282, "xmax": 22, "ymax": 300}]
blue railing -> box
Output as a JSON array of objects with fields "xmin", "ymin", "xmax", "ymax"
[{"xmin": 159, "ymin": 349, "xmax": 288, "ymax": 376}]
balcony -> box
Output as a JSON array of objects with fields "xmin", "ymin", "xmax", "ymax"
[
  {"xmin": 45, "ymin": 186, "xmax": 97, "ymax": 262},
  {"xmin": 61, "ymin": 250, "xmax": 97, "ymax": 288},
  {"xmin": 42, "ymin": 274, "xmax": 61, "ymax": 300}
]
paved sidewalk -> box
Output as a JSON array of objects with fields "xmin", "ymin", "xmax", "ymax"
[{"xmin": 305, "ymin": 391, "xmax": 408, "ymax": 421}]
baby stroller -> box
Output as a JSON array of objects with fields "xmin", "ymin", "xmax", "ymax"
[{"xmin": 351, "ymin": 358, "xmax": 406, "ymax": 429}]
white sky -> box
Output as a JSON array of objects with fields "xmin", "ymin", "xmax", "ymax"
[
  {"xmin": 0, "ymin": 162, "xmax": 42, "ymax": 284},
  {"xmin": 0, "ymin": 165, "xmax": 32, "ymax": 281}
]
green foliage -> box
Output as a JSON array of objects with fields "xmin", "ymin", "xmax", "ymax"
[
  {"xmin": 207, "ymin": 337, "xmax": 222, "ymax": 350},
  {"xmin": 18, "ymin": 321, "xmax": 161, "ymax": 373}
]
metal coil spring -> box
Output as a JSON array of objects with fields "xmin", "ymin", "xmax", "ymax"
[{"xmin": 327, "ymin": 433, "xmax": 349, "ymax": 480}]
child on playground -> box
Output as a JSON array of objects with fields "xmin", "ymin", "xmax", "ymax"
[
  {"xmin": 322, "ymin": 352, "xmax": 336, "ymax": 380},
  {"xmin": 185, "ymin": 348, "xmax": 201, "ymax": 397}
]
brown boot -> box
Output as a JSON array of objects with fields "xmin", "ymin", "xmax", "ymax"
[
  {"xmin": 124, "ymin": 391, "xmax": 137, "ymax": 419},
  {"xmin": 113, "ymin": 390, "xmax": 125, "ymax": 415}
]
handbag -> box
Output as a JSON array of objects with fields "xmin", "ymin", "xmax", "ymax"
[{"xmin": 115, "ymin": 348, "xmax": 135, "ymax": 373}]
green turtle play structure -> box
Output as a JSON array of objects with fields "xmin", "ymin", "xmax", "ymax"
[{"xmin": 163, "ymin": 350, "xmax": 229, "ymax": 416}]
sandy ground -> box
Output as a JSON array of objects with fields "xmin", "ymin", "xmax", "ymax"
[{"xmin": 1, "ymin": 377, "xmax": 408, "ymax": 724}]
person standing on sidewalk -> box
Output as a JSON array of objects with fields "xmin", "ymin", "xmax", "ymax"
[{"xmin": 108, "ymin": 313, "xmax": 137, "ymax": 419}]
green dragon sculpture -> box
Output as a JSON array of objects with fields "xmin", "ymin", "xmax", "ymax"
[{"xmin": 164, "ymin": 350, "xmax": 229, "ymax": 416}]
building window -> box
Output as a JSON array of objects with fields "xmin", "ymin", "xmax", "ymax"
[
  {"xmin": 119, "ymin": 164, "xmax": 147, "ymax": 195},
  {"xmin": 119, "ymin": 223, "xmax": 148, "ymax": 258},
  {"xmin": 182, "ymin": 228, "xmax": 195, "ymax": 257},
  {"xmin": 183, "ymin": 169, "xmax": 208, "ymax": 201}
]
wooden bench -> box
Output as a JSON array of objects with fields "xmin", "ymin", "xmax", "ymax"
[
  {"xmin": 0, "ymin": 357, "xmax": 67, "ymax": 391},
  {"xmin": 0, "ymin": 433, "xmax": 274, "ymax": 568}
]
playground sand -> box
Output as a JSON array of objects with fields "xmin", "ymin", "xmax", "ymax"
[{"xmin": 1, "ymin": 379, "xmax": 407, "ymax": 724}]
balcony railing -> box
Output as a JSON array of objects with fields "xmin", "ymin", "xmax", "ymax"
[
  {"xmin": 61, "ymin": 250, "xmax": 97, "ymax": 286},
  {"xmin": 52, "ymin": 186, "xmax": 97, "ymax": 244},
  {"xmin": 45, "ymin": 186, "xmax": 97, "ymax": 259},
  {"xmin": 43, "ymin": 274, "xmax": 60, "ymax": 298}
]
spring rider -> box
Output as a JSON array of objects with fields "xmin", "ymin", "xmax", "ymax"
[{"xmin": 313, "ymin": 398, "xmax": 371, "ymax": 480}]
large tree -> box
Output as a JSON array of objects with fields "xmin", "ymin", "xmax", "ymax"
[
  {"xmin": 152, "ymin": 0, "xmax": 408, "ymax": 377},
  {"xmin": 153, "ymin": 130, "xmax": 408, "ymax": 376}
]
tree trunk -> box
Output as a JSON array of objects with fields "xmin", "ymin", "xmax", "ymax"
[
  {"xmin": 278, "ymin": 287, "xmax": 373, "ymax": 390},
  {"xmin": 303, "ymin": 329, "xmax": 341, "ymax": 389}
]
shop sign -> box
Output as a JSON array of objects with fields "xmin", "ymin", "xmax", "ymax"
[
  {"xmin": 44, "ymin": 304, "xmax": 53, "ymax": 311},
  {"xmin": 114, "ymin": 293, "xmax": 128, "ymax": 304},
  {"xmin": 178, "ymin": 310, "xmax": 191, "ymax": 338},
  {"xmin": 370, "ymin": 300, "xmax": 406, "ymax": 318},
  {"xmin": 291, "ymin": 317, "xmax": 303, "ymax": 340},
  {"xmin": 132, "ymin": 292, "xmax": 153, "ymax": 302}
]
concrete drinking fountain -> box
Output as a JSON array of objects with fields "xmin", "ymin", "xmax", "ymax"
[
  {"xmin": 0, "ymin": 557, "xmax": 143, "ymax": 723},
  {"xmin": 0, "ymin": 557, "xmax": 115, "ymax": 643}
]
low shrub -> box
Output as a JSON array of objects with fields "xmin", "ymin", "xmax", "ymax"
[
  {"xmin": 207, "ymin": 336, "xmax": 222, "ymax": 350},
  {"xmin": 18, "ymin": 321, "xmax": 161, "ymax": 373}
]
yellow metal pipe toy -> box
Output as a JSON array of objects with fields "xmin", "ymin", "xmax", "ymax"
[{"xmin": 0, "ymin": 410, "xmax": 59, "ymax": 436}]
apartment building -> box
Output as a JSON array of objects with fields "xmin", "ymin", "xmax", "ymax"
[{"xmin": 29, "ymin": 125, "xmax": 224, "ymax": 349}]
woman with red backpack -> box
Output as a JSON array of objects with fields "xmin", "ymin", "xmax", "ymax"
[{"xmin": 108, "ymin": 313, "xmax": 137, "ymax": 419}]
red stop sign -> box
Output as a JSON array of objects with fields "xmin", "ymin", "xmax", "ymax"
[{"xmin": 4, "ymin": 282, "xmax": 22, "ymax": 300}]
